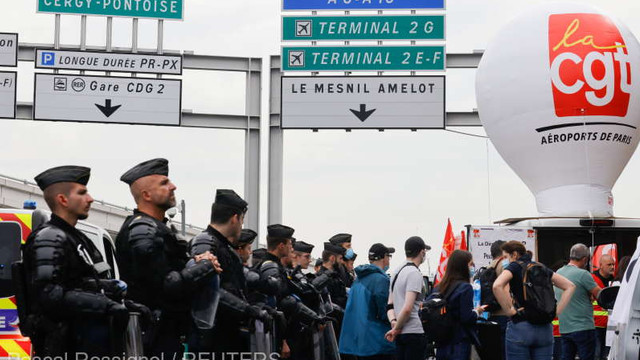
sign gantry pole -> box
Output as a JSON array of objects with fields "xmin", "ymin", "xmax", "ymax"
[
  {"xmin": 80, "ymin": 15, "xmax": 87, "ymax": 75},
  {"xmin": 157, "ymin": 20, "xmax": 164, "ymax": 79},
  {"xmin": 54, "ymin": 14, "xmax": 60, "ymax": 75},
  {"xmin": 132, "ymin": 18, "xmax": 139, "ymax": 78},
  {"xmin": 106, "ymin": 16, "xmax": 113, "ymax": 77}
]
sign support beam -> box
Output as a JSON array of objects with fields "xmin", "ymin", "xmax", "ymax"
[{"xmin": 16, "ymin": 43, "xmax": 263, "ymax": 239}]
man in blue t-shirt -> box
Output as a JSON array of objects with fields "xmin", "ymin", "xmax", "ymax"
[{"xmin": 554, "ymin": 244, "xmax": 602, "ymax": 360}]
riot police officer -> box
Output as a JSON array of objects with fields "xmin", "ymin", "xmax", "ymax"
[
  {"xmin": 287, "ymin": 241, "xmax": 319, "ymax": 360},
  {"xmin": 328, "ymin": 233, "xmax": 354, "ymax": 289},
  {"xmin": 115, "ymin": 158, "xmax": 220, "ymax": 357},
  {"xmin": 19, "ymin": 166, "xmax": 129, "ymax": 356},
  {"xmin": 317, "ymin": 241, "xmax": 348, "ymax": 309},
  {"xmin": 236, "ymin": 228, "xmax": 258, "ymax": 266},
  {"xmin": 258, "ymin": 225, "xmax": 331, "ymax": 359},
  {"xmin": 189, "ymin": 189, "xmax": 270, "ymax": 354}
]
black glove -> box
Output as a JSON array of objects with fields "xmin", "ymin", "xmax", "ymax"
[
  {"xmin": 124, "ymin": 300, "xmax": 152, "ymax": 330},
  {"xmin": 81, "ymin": 279, "xmax": 127, "ymax": 302},
  {"xmin": 101, "ymin": 280, "xmax": 128, "ymax": 302},
  {"xmin": 107, "ymin": 302, "xmax": 130, "ymax": 331}
]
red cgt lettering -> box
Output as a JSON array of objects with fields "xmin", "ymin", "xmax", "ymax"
[{"xmin": 549, "ymin": 14, "xmax": 631, "ymax": 117}]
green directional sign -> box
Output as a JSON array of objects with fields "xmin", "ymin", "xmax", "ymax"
[
  {"xmin": 37, "ymin": 0, "xmax": 183, "ymax": 20},
  {"xmin": 282, "ymin": 46, "xmax": 445, "ymax": 71},
  {"xmin": 283, "ymin": 15, "xmax": 445, "ymax": 41}
]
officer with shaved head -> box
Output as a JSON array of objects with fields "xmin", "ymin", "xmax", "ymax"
[{"xmin": 115, "ymin": 158, "xmax": 220, "ymax": 357}]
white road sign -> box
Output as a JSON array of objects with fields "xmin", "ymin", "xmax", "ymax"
[
  {"xmin": 0, "ymin": 33, "xmax": 18, "ymax": 67},
  {"xmin": 281, "ymin": 76, "xmax": 445, "ymax": 129},
  {"xmin": 36, "ymin": 49, "xmax": 183, "ymax": 75},
  {"xmin": 34, "ymin": 74, "xmax": 181, "ymax": 126},
  {"xmin": 0, "ymin": 72, "xmax": 16, "ymax": 118}
]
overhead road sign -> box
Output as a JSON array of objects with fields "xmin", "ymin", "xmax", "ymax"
[
  {"xmin": 281, "ymin": 76, "xmax": 445, "ymax": 129},
  {"xmin": 0, "ymin": 33, "xmax": 18, "ymax": 67},
  {"xmin": 282, "ymin": 15, "xmax": 445, "ymax": 41},
  {"xmin": 282, "ymin": 46, "xmax": 445, "ymax": 71},
  {"xmin": 36, "ymin": 49, "xmax": 183, "ymax": 75},
  {"xmin": 34, "ymin": 74, "xmax": 182, "ymax": 126},
  {"xmin": 0, "ymin": 72, "xmax": 17, "ymax": 119},
  {"xmin": 37, "ymin": 0, "xmax": 184, "ymax": 20},
  {"xmin": 282, "ymin": 0, "xmax": 445, "ymax": 11}
]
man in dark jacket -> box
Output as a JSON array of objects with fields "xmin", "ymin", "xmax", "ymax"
[
  {"xmin": 329, "ymin": 233, "xmax": 354, "ymax": 288},
  {"xmin": 115, "ymin": 158, "xmax": 220, "ymax": 356},
  {"xmin": 340, "ymin": 243, "xmax": 396, "ymax": 360},
  {"xmin": 189, "ymin": 190, "xmax": 271, "ymax": 354},
  {"xmin": 317, "ymin": 241, "xmax": 348, "ymax": 309},
  {"xmin": 22, "ymin": 166, "xmax": 128, "ymax": 356}
]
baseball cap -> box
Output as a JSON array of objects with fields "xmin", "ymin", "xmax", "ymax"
[
  {"xmin": 368, "ymin": 243, "xmax": 395, "ymax": 261},
  {"xmin": 405, "ymin": 236, "xmax": 430, "ymax": 256}
]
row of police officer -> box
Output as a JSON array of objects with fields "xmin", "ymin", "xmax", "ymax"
[{"xmin": 16, "ymin": 158, "xmax": 354, "ymax": 359}]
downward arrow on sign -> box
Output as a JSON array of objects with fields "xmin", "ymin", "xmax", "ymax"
[
  {"xmin": 349, "ymin": 104, "xmax": 376, "ymax": 122},
  {"xmin": 95, "ymin": 99, "xmax": 122, "ymax": 118}
]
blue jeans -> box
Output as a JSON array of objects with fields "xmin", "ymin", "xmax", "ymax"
[
  {"xmin": 395, "ymin": 333, "xmax": 427, "ymax": 360},
  {"xmin": 505, "ymin": 321, "xmax": 553, "ymax": 360},
  {"xmin": 561, "ymin": 329, "xmax": 596, "ymax": 360}
]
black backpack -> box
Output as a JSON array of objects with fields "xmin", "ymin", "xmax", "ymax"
[
  {"xmin": 515, "ymin": 261, "xmax": 557, "ymax": 325},
  {"xmin": 475, "ymin": 266, "xmax": 501, "ymax": 312},
  {"xmin": 420, "ymin": 282, "xmax": 461, "ymax": 344}
]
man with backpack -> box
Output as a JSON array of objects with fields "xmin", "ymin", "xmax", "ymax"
[
  {"xmin": 475, "ymin": 240, "xmax": 508, "ymax": 360},
  {"xmin": 555, "ymin": 244, "xmax": 602, "ymax": 360},
  {"xmin": 493, "ymin": 241, "xmax": 575, "ymax": 360},
  {"xmin": 385, "ymin": 236, "xmax": 430, "ymax": 360}
]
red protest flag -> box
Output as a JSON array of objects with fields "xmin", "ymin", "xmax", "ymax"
[{"xmin": 435, "ymin": 219, "xmax": 456, "ymax": 284}]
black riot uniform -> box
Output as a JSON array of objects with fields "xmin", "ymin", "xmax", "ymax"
[
  {"xmin": 285, "ymin": 240, "xmax": 322, "ymax": 360},
  {"xmin": 188, "ymin": 189, "xmax": 269, "ymax": 353},
  {"xmin": 189, "ymin": 226, "xmax": 268, "ymax": 352},
  {"xmin": 116, "ymin": 159, "xmax": 216, "ymax": 356},
  {"xmin": 258, "ymin": 226, "xmax": 328, "ymax": 356},
  {"xmin": 328, "ymin": 233, "xmax": 354, "ymax": 291},
  {"xmin": 317, "ymin": 242, "xmax": 348, "ymax": 309},
  {"xmin": 19, "ymin": 166, "xmax": 129, "ymax": 356}
]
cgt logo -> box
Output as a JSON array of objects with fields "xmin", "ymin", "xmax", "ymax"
[{"xmin": 549, "ymin": 14, "xmax": 631, "ymax": 117}]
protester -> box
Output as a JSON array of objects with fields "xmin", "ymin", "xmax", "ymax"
[
  {"xmin": 493, "ymin": 241, "xmax": 575, "ymax": 360},
  {"xmin": 339, "ymin": 243, "xmax": 396, "ymax": 360},
  {"xmin": 550, "ymin": 260, "xmax": 569, "ymax": 360},
  {"xmin": 480, "ymin": 240, "xmax": 508, "ymax": 360},
  {"xmin": 385, "ymin": 236, "xmax": 430, "ymax": 360},
  {"xmin": 429, "ymin": 250, "xmax": 484, "ymax": 360},
  {"xmin": 555, "ymin": 244, "xmax": 602, "ymax": 360},
  {"xmin": 592, "ymin": 254, "xmax": 614, "ymax": 360}
]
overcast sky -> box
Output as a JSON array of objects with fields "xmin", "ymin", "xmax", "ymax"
[{"xmin": 2, "ymin": 0, "xmax": 640, "ymax": 274}]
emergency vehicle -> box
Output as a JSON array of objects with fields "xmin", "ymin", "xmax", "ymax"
[
  {"xmin": 0, "ymin": 205, "xmax": 119, "ymax": 360},
  {"xmin": 467, "ymin": 217, "xmax": 640, "ymax": 360}
]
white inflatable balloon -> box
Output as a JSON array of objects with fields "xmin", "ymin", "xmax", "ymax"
[{"xmin": 476, "ymin": 3, "xmax": 640, "ymax": 217}]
